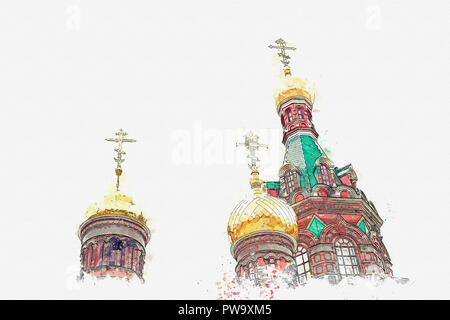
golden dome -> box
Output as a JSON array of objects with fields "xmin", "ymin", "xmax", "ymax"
[
  {"xmin": 227, "ymin": 179, "xmax": 298, "ymax": 243},
  {"xmin": 85, "ymin": 192, "xmax": 148, "ymax": 225},
  {"xmin": 274, "ymin": 70, "xmax": 316, "ymax": 112}
]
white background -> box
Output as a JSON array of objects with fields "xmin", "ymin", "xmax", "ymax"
[{"xmin": 0, "ymin": 0, "xmax": 449, "ymax": 299}]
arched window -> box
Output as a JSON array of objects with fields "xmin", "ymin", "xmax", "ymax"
[
  {"xmin": 297, "ymin": 104, "xmax": 310, "ymax": 120},
  {"xmin": 87, "ymin": 243, "xmax": 93, "ymax": 270},
  {"xmin": 132, "ymin": 247, "xmax": 139, "ymax": 271},
  {"xmin": 285, "ymin": 170, "xmax": 298, "ymax": 194},
  {"xmin": 286, "ymin": 108, "xmax": 294, "ymax": 122},
  {"xmin": 102, "ymin": 242, "xmax": 109, "ymax": 266},
  {"xmin": 109, "ymin": 237, "xmax": 123, "ymax": 267},
  {"xmin": 82, "ymin": 248, "xmax": 88, "ymax": 271},
  {"xmin": 295, "ymin": 247, "xmax": 311, "ymax": 284},
  {"xmin": 305, "ymin": 109, "xmax": 311, "ymax": 120},
  {"xmin": 335, "ymin": 238, "xmax": 360, "ymax": 277},
  {"xmin": 318, "ymin": 188, "xmax": 328, "ymax": 197},
  {"xmin": 297, "ymin": 106, "xmax": 303, "ymax": 119},
  {"xmin": 320, "ymin": 164, "xmax": 332, "ymax": 185},
  {"xmin": 279, "ymin": 176, "xmax": 285, "ymax": 192},
  {"xmin": 295, "ymin": 194, "xmax": 304, "ymax": 202}
]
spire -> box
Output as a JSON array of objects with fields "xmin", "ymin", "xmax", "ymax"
[
  {"xmin": 105, "ymin": 129, "xmax": 136, "ymax": 192},
  {"xmin": 268, "ymin": 38, "xmax": 297, "ymax": 76},
  {"xmin": 236, "ymin": 131, "xmax": 268, "ymax": 195}
]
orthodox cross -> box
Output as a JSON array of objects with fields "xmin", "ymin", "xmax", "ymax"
[
  {"xmin": 268, "ymin": 38, "xmax": 296, "ymax": 70},
  {"xmin": 236, "ymin": 131, "xmax": 268, "ymax": 172},
  {"xmin": 105, "ymin": 128, "xmax": 136, "ymax": 191}
]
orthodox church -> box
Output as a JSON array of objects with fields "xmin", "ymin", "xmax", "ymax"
[
  {"xmin": 78, "ymin": 129, "xmax": 150, "ymax": 282},
  {"xmin": 227, "ymin": 39, "xmax": 392, "ymax": 286},
  {"xmin": 75, "ymin": 39, "xmax": 392, "ymax": 288}
]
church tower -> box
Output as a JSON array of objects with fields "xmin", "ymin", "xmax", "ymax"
[
  {"xmin": 78, "ymin": 129, "xmax": 151, "ymax": 282},
  {"xmin": 264, "ymin": 39, "xmax": 393, "ymax": 284},
  {"xmin": 227, "ymin": 132, "xmax": 298, "ymax": 287}
]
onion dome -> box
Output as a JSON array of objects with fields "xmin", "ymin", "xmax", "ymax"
[
  {"xmin": 84, "ymin": 192, "xmax": 148, "ymax": 225},
  {"xmin": 274, "ymin": 70, "xmax": 316, "ymax": 112},
  {"xmin": 268, "ymin": 38, "xmax": 316, "ymax": 112},
  {"xmin": 83, "ymin": 128, "xmax": 147, "ymax": 225},
  {"xmin": 227, "ymin": 170, "xmax": 298, "ymax": 243},
  {"xmin": 78, "ymin": 129, "xmax": 150, "ymax": 282}
]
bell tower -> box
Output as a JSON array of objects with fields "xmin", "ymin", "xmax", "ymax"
[{"xmin": 266, "ymin": 39, "xmax": 393, "ymax": 284}]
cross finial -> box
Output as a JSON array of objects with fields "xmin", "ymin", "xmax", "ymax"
[
  {"xmin": 236, "ymin": 131, "xmax": 268, "ymax": 172},
  {"xmin": 105, "ymin": 129, "xmax": 136, "ymax": 192},
  {"xmin": 268, "ymin": 38, "xmax": 296, "ymax": 75}
]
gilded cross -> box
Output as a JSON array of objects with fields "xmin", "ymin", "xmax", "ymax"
[
  {"xmin": 105, "ymin": 128, "xmax": 136, "ymax": 191},
  {"xmin": 268, "ymin": 38, "xmax": 296, "ymax": 69},
  {"xmin": 236, "ymin": 131, "xmax": 268, "ymax": 171}
]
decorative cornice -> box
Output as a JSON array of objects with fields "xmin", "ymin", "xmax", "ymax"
[{"xmin": 78, "ymin": 214, "xmax": 150, "ymax": 246}]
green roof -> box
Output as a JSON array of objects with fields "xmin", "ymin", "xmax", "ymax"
[
  {"xmin": 300, "ymin": 135, "xmax": 322, "ymax": 189},
  {"xmin": 265, "ymin": 181, "xmax": 280, "ymax": 189}
]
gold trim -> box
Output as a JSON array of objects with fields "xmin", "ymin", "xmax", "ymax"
[
  {"xmin": 275, "ymin": 88, "xmax": 313, "ymax": 112},
  {"xmin": 89, "ymin": 209, "xmax": 148, "ymax": 225}
]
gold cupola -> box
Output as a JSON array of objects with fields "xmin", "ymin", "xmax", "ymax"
[
  {"xmin": 227, "ymin": 132, "xmax": 297, "ymax": 244},
  {"xmin": 78, "ymin": 129, "xmax": 150, "ymax": 282},
  {"xmin": 269, "ymin": 38, "xmax": 316, "ymax": 112},
  {"xmin": 85, "ymin": 192, "xmax": 148, "ymax": 225},
  {"xmin": 274, "ymin": 77, "xmax": 315, "ymax": 112},
  {"xmin": 83, "ymin": 128, "xmax": 148, "ymax": 225},
  {"xmin": 227, "ymin": 172, "xmax": 298, "ymax": 243}
]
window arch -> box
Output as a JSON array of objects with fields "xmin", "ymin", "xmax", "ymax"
[
  {"xmin": 335, "ymin": 238, "xmax": 360, "ymax": 277},
  {"xmin": 82, "ymin": 248, "xmax": 88, "ymax": 271},
  {"xmin": 279, "ymin": 176, "xmax": 286, "ymax": 196},
  {"xmin": 304, "ymin": 109, "xmax": 311, "ymax": 121},
  {"xmin": 318, "ymin": 188, "xmax": 328, "ymax": 197},
  {"xmin": 284, "ymin": 170, "xmax": 298, "ymax": 194},
  {"xmin": 295, "ymin": 247, "xmax": 311, "ymax": 284},
  {"xmin": 297, "ymin": 104, "xmax": 310, "ymax": 120},
  {"xmin": 87, "ymin": 243, "xmax": 93, "ymax": 270},
  {"xmin": 319, "ymin": 164, "xmax": 332, "ymax": 185},
  {"xmin": 296, "ymin": 105, "xmax": 303, "ymax": 119},
  {"xmin": 286, "ymin": 108, "xmax": 294, "ymax": 122}
]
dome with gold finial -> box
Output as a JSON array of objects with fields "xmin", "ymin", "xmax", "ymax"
[
  {"xmin": 229, "ymin": 131, "xmax": 298, "ymax": 244},
  {"xmin": 227, "ymin": 167, "xmax": 297, "ymax": 244},
  {"xmin": 83, "ymin": 128, "xmax": 148, "ymax": 225},
  {"xmin": 227, "ymin": 190, "xmax": 298, "ymax": 244},
  {"xmin": 268, "ymin": 38, "xmax": 316, "ymax": 112},
  {"xmin": 274, "ymin": 72, "xmax": 316, "ymax": 112},
  {"xmin": 84, "ymin": 192, "xmax": 148, "ymax": 225},
  {"xmin": 78, "ymin": 129, "xmax": 150, "ymax": 282}
]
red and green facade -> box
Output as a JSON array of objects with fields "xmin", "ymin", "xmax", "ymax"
[{"xmin": 265, "ymin": 96, "xmax": 393, "ymax": 284}]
